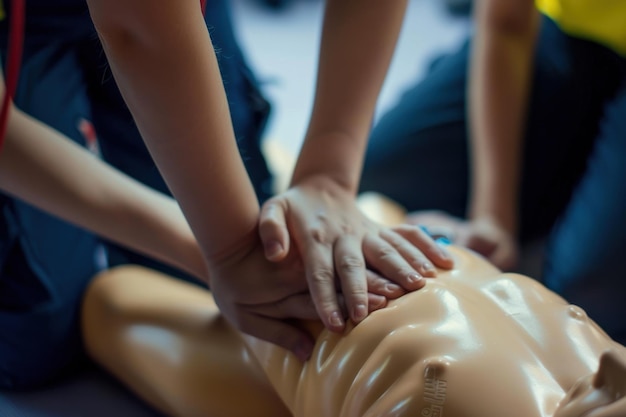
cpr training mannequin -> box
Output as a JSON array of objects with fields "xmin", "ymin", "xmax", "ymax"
[{"xmin": 82, "ymin": 195, "xmax": 626, "ymax": 417}]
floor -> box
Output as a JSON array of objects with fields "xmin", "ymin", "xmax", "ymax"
[{"xmin": 230, "ymin": 0, "xmax": 471, "ymax": 157}]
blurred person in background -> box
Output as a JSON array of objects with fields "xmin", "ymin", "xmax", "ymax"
[{"xmin": 360, "ymin": 0, "xmax": 626, "ymax": 343}]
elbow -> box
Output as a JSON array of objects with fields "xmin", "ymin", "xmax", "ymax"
[
  {"xmin": 86, "ymin": 0, "xmax": 147, "ymax": 49},
  {"xmin": 86, "ymin": 0, "xmax": 125, "ymax": 37}
]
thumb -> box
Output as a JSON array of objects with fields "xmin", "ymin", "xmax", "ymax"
[{"xmin": 259, "ymin": 198, "xmax": 290, "ymax": 262}]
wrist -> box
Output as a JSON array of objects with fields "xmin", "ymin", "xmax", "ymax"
[
  {"xmin": 204, "ymin": 223, "xmax": 259, "ymax": 271},
  {"xmin": 468, "ymin": 189, "xmax": 518, "ymax": 235},
  {"xmin": 291, "ymin": 130, "xmax": 365, "ymax": 195},
  {"xmin": 469, "ymin": 210, "xmax": 517, "ymax": 236},
  {"xmin": 289, "ymin": 174, "xmax": 356, "ymax": 201},
  {"xmin": 178, "ymin": 233, "xmax": 210, "ymax": 284}
]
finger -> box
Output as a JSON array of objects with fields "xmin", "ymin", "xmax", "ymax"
[
  {"xmin": 302, "ymin": 234, "xmax": 345, "ymax": 332},
  {"xmin": 362, "ymin": 235, "xmax": 425, "ymax": 291},
  {"xmin": 333, "ymin": 234, "xmax": 369, "ymax": 324},
  {"xmin": 237, "ymin": 313, "xmax": 315, "ymax": 362},
  {"xmin": 367, "ymin": 293, "xmax": 387, "ymax": 313},
  {"xmin": 393, "ymin": 224, "xmax": 454, "ymax": 269},
  {"xmin": 366, "ymin": 269, "xmax": 406, "ymax": 299},
  {"xmin": 253, "ymin": 292, "xmax": 386, "ymax": 320},
  {"xmin": 252, "ymin": 293, "xmax": 323, "ymax": 320},
  {"xmin": 380, "ymin": 229, "xmax": 440, "ymax": 277},
  {"xmin": 259, "ymin": 199, "xmax": 290, "ymax": 261}
]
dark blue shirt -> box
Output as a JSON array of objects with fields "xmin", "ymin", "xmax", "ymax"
[{"xmin": 0, "ymin": 0, "xmax": 95, "ymax": 48}]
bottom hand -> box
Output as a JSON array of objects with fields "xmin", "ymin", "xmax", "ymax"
[
  {"xmin": 207, "ymin": 229, "xmax": 391, "ymax": 361},
  {"xmin": 406, "ymin": 210, "xmax": 519, "ymax": 271}
]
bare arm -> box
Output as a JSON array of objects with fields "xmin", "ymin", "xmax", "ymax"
[
  {"xmin": 259, "ymin": 0, "xmax": 452, "ymax": 331},
  {"xmin": 462, "ymin": 0, "xmax": 540, "ymax": 267},
  {"xmin": 85, "ymin": 0, "xmax": 332, "ymax": 355},
  {"xmin": 469, "ymin": 0, "xmax": 540, "ymax": 231},
  {"xmin": 0, "ymin": 104, "xmax": 207, "ymax": 281},
  {"xmin": 86, "ymin": 0, "xmax": 259, "ymax": 261},
  {"xmin": 292, "ymin": 0, "xmax": 408, "ymax": 193}
]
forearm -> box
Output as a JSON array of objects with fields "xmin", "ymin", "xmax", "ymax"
[
  {"xmin": 0, "ymin": 106, "xmax": 207, "ymax": 281},
  {"xmin": 86, "ymin": 0, "xmax": 259, "ymax": 260},
  {"xmin": 292, "ymin": 0, "xmax": 408, "ymax": 194},
  {"xmin": 468, "ymin": 1, "xmax": 539, "ymax": 232}
]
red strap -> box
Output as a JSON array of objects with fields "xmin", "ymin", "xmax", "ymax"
[
  {"xmin": 200, "ymin": 0, "xmax": 206, "ymax": 15},
  {"xmin": 0, "ymin": 0, "xmax": 25, "ymax": 150}
]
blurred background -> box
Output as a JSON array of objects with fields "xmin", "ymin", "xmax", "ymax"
[{"xmin": 230, "ymin": 0, "xmax": 472, "ymax": 157}]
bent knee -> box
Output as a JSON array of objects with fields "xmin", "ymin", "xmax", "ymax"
[{"xmin": 81, "ymin": 265, "xmax": 153, "ymax": 355}]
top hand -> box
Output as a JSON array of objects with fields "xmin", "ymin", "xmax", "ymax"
[
  {"xmin": 258, "ymin": 176, "xmax": 454, "ymax": 333},
  {"xmin": 406, "ymin": 210, "xmax": 519, "ymax": 271}
]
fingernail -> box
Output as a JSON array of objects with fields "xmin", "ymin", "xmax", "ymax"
[
  {"xmin": 330, "ymin": 311, "xmax": 344, "ymax": 328},
  {"xmin": 353, "ymin": 303, "xmax": 368, "ymax": 322},
  {"xmin": 264, "ymin": 240, "xmax": 283, "ymax": 259},
  {"xmin": 408, "ymin": 272, "xmax": 424, "ymax": 285},
  {"xmin": 422, "ymin": 262, "xmax": 437, "ymax": 276}
]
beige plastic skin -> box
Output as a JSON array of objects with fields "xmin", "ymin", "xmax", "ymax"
[
  {"xmin": 82, "ymin": 266, "xmax": 291, "ymax": 417},
  {"xmin": 82, "ymin": 249, "xmax": 626, "ymax": 417},
  {"xmin": 245, "ymin": 247, "xmax": 626, "ymax": 417},
  {"xmin": 82, "ymin": 196, "xmax": 626, "ymax": 417}
]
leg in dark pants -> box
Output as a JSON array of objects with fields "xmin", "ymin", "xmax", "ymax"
[
  {"xmin": 360, "ymin": 16, "xmax": 626, "ymax": 342},
  {"xmin": 360, "ymin": 17, "xmax": 624, "ymax": 243},
  {"xmin": 543, "ymin": 82, "xmax": 626, "ymax": 344}
]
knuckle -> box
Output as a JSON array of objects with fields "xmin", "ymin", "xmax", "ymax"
[
  {"xmin": 376, "ymin": 245, "xmax": 397, "ymax": 260},
  {"xmin": 340, "ymin": 223, "xmax": 354, "ymax": 235},
  {"xmin": 309, "ymin": 226, "xmax": 328, "ymax": 245},
  {"xmin": 347, "ymin": 286, "xmax": 367, "ymax": 299},
  {"xmin": 337, "ymin": 255, "xmax": 365, "ymax": 273},
  {"xmin": 310, "ymin": 268, "xmax": 334, "ymax": 285},
  {"xmin": 407, "ymin": 255, "xmax": 425, "ymax": 266}
]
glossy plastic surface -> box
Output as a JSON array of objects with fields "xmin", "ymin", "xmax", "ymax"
[
  {"xmin": 82, "ymin": 193, "xmax": 626, "ymax": 417},
  {"xmin": 245, "ymin": 246, "xmax": 625, "ymax": 417}
]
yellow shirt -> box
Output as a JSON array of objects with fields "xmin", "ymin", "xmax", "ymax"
[{"xmin": 536, "ymin": 0, "xmax": 626, "ymax": 56}]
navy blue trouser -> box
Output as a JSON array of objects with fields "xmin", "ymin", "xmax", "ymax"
[
  {"xmin": 0, "ymin": 0, "xmax": 272, "ymax": 388},
  {"xmin": 361, "ymin": 17, "xmax": 626, "ymax": 343}
]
